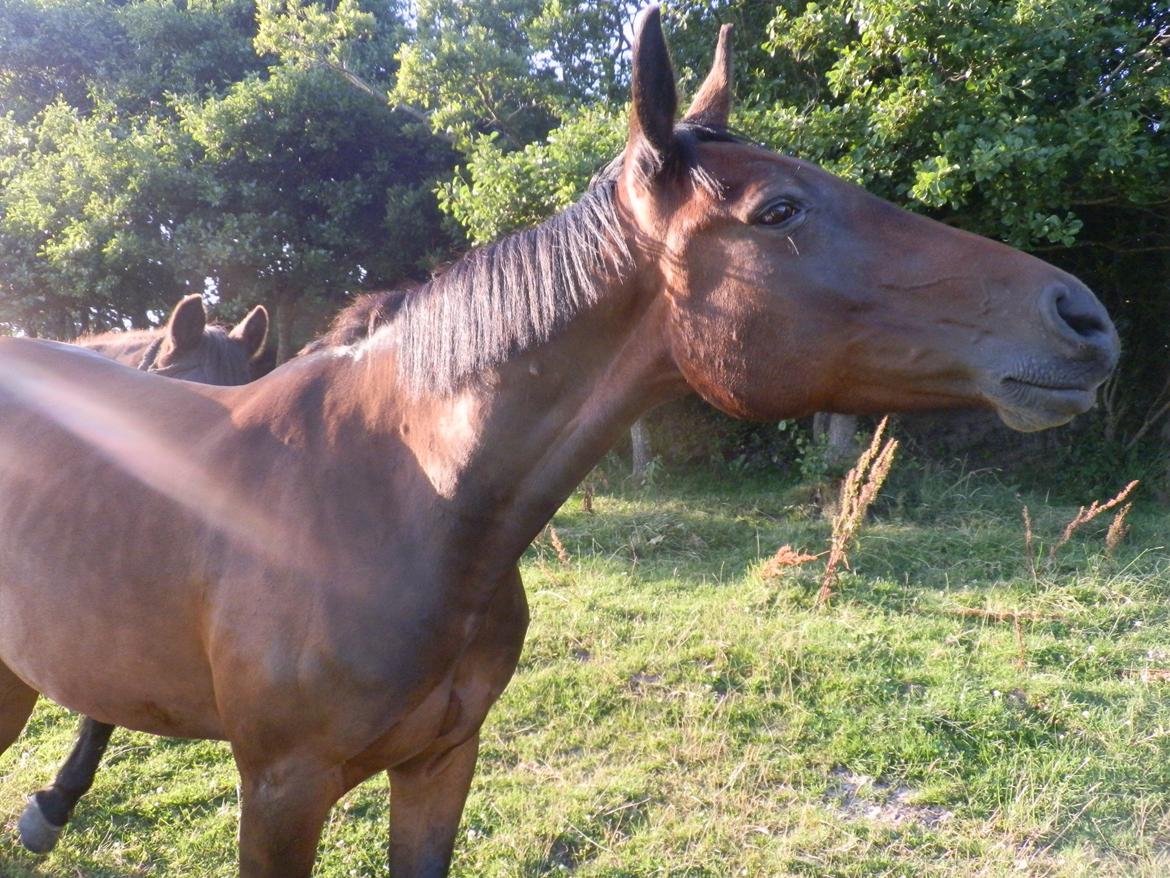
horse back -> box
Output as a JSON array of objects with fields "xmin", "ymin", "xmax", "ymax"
[{"xmin": 72, "ymin": 329, "xmax": 159, "ymax": 366}]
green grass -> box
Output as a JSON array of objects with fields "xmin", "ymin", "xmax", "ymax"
[{"xmin": 2, "ymin": 461, "xmax": 1169, "ymax": 876}]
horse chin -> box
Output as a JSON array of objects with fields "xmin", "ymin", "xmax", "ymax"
[
  {"xmin": 985, "ymin": 378, "xmax": 1099, "ymax": 433},
  {"xmin": 993, "ymin": 403, "xmax": 1079, "ymax": 433}
]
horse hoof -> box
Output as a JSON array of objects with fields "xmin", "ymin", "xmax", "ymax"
[{"xmin": 18, "ymin": 798, "xmax": 64, "ymax": 854}]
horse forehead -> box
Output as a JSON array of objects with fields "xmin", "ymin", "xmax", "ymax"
[
  {"xmin": 697, "ymin": 143, "xmax": 838, "ymax": 197},
  {"xmin": 155, "ymin": 346, "xmax": 247, "ymax": 385}
]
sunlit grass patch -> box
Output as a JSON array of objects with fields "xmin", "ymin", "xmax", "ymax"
[{"xmin": 2, "ymin": 462, "xmax": 1168, "ymax": 876}]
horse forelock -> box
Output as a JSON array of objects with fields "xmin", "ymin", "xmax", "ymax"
[{"xmin": 591, "ymin": 121, "xmax": 745, "ymax": 198}]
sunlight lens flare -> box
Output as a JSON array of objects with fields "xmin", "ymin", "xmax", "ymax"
[{"xmin": 0, "ymin": 351, "xmax": 323, "ymax": 581}]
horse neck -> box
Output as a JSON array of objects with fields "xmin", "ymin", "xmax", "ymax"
[{"xmin": 360, "ymin": 271, "xmax": 685, "ymax": 564}]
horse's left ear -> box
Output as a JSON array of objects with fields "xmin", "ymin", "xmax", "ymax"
[
  {"xmin": 167, "ymin": 294, "xmax": 207, "ymax": 353},
  {"xmin": 625, "ymin": 5, "xmax": 678, "ymax": 184},
  {"xmin": 230, "ymin": 305, "xmax": 269, "ymax": 360},
  {"xmin": 684, "ymin": 23, "xmax": 733, "ymax": 128}
]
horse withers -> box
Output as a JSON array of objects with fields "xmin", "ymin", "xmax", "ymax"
[
  {"xmin": 14, "ymin": 293, "xmax": 269, "ymax": 854},
  {"xmin": 0, "ymin": 8, "xmax": 1117, "ymax": 877}
]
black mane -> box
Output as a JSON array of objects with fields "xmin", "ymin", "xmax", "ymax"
[{"xmin": 326, "ymin": 123, "xmax": 745, "ymax": 396}]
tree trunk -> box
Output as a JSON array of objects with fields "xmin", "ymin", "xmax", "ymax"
[
  {"xmin": 51, "ymin": 308, "xmax": 74, "ymax": 341},
  {"xmin": 630, "ymin": 418, "xmax": 652, "ymax": 479},
  {"xmin": 273, "ymin": 294, "xmax": 297, "ymax": 365},
  {"xmin": 813, "ymin": 412, "xmax": 860, "ymax": 467}
]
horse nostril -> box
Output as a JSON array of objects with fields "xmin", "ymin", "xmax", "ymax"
[
  {"xmin": 1043, "ymin": 284, "xmax": 1114, "ymax": 355},
  {"xmin": 1054, "ymin": 290, "xmax": 1108, "ymax": 339}
]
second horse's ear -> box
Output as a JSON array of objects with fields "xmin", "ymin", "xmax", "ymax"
[
  {"xmin": 230, "ymin": 305, "xmax": 269, "ymax": 360},
  {"xmin": 684, "ymin": 24, "xmax": 733, "ymax": 128},
  {"xmin": 166, "ymin": 295, "xmax": 206, "ymax": 353},
  {"xmin": 624, "ymin": 5, "xmax": 679, "ymax": 186}
]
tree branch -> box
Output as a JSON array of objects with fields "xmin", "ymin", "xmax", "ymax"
[{"xmin": 1077, "ymin": 26, "xmax": 1169, "ymax": 110}]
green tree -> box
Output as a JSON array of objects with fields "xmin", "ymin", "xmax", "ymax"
[
  {"xmin": 0, "ymin": 103, "xmax": 203, "ymax": 335},
  {"xmin": 177, "ymin": 62, "xmax": 453, "ymax": 360},
  {"xmin": 0, "ymin": 0, "xmax": 458, "ymax": 349},
  {"xmin": 0, "ymin": 0, "xmax": 263, "ymax": 121},
  {"xmin": 760, "ymin": 0, "xmax": 1168, "ymax": 249},
  {"xmin": 393, "ymin": 0, "xmax": 651, "ymax": 149}
]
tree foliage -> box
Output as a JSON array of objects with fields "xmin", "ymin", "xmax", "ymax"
[
  {"xmin": 0, "ymin": 0, "xmax": 456, "ymax": 350},
  {"xmin": 0, "ymin": 102, "xmax": 203, "ymax": 335},
  {"xmin": 393, "ymin": 0, "xmax": 644, "ymax": 149},
  {"xmin": 761, "ymin": 0, "xmax": 1169, "ymax": 248},
  {"xmin": 0, "ymin": 0, "xmax": 262, "ymax": 121}
]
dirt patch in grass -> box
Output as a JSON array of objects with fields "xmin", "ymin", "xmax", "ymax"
[{"xmin": 824, "ymin": 767, "xmax": 953, "ymax": 828}]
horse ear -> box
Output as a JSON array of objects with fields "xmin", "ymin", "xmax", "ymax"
[
  {"xmin": 684, "ymin": 24, "xmax": 733, "ymax": 127},
  {"xmin": 625, "ymin": 5, "xmax": 678, "ymax": 183},
  {"xmin": 230, "ymin": 305, "xmax": 269, "ymax": 360},
  {"xmin": 166, "ymin": 294, "xmax": 206, "ymax": 353}
]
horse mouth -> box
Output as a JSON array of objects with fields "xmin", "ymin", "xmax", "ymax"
[{"xmin": 989, "ymin": 375, "xmax": 1100, "ymax": 432}]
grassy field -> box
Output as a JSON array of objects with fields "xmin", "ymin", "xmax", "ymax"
[{"xmin": 2, "ymin": 458, "xmax": 1168, "ymax": 877}]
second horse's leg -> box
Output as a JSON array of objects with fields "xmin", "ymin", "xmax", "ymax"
[{"xmin": 19, "ymin": 716, "xmax": 115, "ymax": 853}]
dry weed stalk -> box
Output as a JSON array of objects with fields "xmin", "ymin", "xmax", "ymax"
[
  {"xmin": 1012, "ymin": 613, "xmax": 1026, "ymax": 668},
  {"xmin": 1048, "ymin": 480, "xmax": 1139, "ymax": 561},
  {"xmin": 1105, "ymin": 502, "xmax": 1133, "ymax": 556},
  {"xmin": 548, "ymin": 526, "xmax": 571, "ymax": 566},
  {"xmin": 579, "ymin": 469, "xmax": 607, "ymax": 515},
  {"xmin": 1128, "ymin": 668, "xmax": 1170, "ymax": 683},
  {"xmin": 581, "ymin": 479, "xmax": 595, "ymax": 515},
  {"xmin": 944, "ymin": 607, "xmax": 1058, "ymax": 624},
  {"xmin": 761, "ymin": 544, "xmax": 821, "ymax": 579},
  {"xmin": 942, "ymin": 606, "xmax": 1062, "ymax": 669},
  {"xmin": 1021, "ymin": 505, "xmax": 1037, "ymax": 582},
  {"xmin": 816, "ymin": 417, "xmax": 898, "ymax": 607}
]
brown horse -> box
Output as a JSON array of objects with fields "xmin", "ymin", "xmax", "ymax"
[
  {"xmin": 0, "ymin": 9, "xmax": 1117, "ymax": 877},
  {"xmin": 78, "ymin": 293, "xmax": 270, "ymax": 383},
  {"xmin": 14, "ymin": 293, "xmax": 270, "ymax": 854}
]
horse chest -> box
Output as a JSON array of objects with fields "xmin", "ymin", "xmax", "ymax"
[{"xmin": 344, "ymin": 568, "xmax": 529, "ymax": 773}]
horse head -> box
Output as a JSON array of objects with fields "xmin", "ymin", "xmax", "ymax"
[
  {"xmin": 618, "ymin": 7, "xmax": 1118, "ymax": 432},
  {"xmin": 142, "ymin": 294, "xmax": 270, "ymax": 385}
]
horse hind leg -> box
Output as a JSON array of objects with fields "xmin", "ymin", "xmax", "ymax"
[{"xmin": 19, "ymin": 716, "xmax": 115, "ymax": 854}]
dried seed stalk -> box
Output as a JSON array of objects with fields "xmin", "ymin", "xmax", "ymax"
[
  {"xmin": 1048, "ymin": 480, "xmax": 1139, "ymax": 561},
  {"xmin": 816, "ymin": 417, "xmax": 898, "ymax": 607},
  {"xmin": 1105, "ymin": 502, "xmax": 1133, "ymax": 556},
  {"xmin": 548, "ymin": 526, "xmax": 571, "ymax": 566},
  {"xmin": 581, "ymin": 479, "xmax": 595, "ymax": 515},
  {"xmin": 1022, "ymin": 505, "xmax": 1037, "ymax": 582},
  {"xmin": 761, "ymin": 544, "xmax": 821, "ymax": 579}
]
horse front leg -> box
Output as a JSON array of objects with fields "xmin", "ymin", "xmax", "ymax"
[
  {"xmin": 388, "ymin": 731, "xmax": 480, "ymax": 878},
  {"xmin": 234, "ymin": 751, "xmax": 346, "ymax": 878},
  {"xmin": 19, "ymin": 716, "xmax": 115, "ymax": 853},
  {"xmin": 386, "ymin": 567, "xmax": 529, "ymax": 875}
]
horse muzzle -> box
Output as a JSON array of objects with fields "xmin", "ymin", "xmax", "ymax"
[
  {"xmin": 987, "ymin": 346, "xmax": 1119, "ymax": 432},
  {"xmin": 981, "ymin": 279, "xmax": 1120, "ymax": 432}
]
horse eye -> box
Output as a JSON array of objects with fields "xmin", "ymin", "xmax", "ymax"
[{"xmin": 756, "ymin": 202, "xmax": 800, "ymax": 226}]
